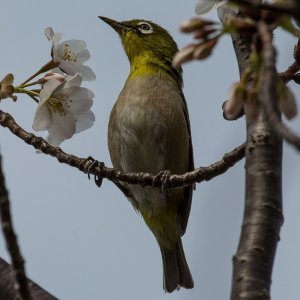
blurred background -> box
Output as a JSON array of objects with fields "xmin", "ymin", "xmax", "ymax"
[{"xmin": 0, "ymin": 1, "xmax": 299, "ymax": 299}]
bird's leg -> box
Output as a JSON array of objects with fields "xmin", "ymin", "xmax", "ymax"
[
  {"xmin": 86, "ymin": 156, "xmax": 104, "ymax": 188},
  {"xmin": 152, "ymin": 170, "xmax": 171, "ymax": 199}
]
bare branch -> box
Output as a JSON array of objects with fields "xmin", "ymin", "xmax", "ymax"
[
  {"xmin": 0, "ymin": 154, "xmax": 32, "ymax": 300},
  {"xmin": 0, "ymin": 257, "xmax": 58, "ymax": 300},
  {"xmin": 278, "ymin": 40, "xmax": 300, "ymax": 84},
  {"xmin": 0, "ymin": 109, "xmax": 245, "ymax": 189},
  {"xmin": 258, "ymin": 23, "xmax": 300, "ymax": 151}
]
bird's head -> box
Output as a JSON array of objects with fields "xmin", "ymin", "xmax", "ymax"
[{"xmin": 99, "ymin": 17, "xmax": 182, "ymax": 84}]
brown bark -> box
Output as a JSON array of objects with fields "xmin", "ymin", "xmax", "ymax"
[
  {"xmin": 0, "ymin": 109, "xmax": 245, "ymax": 189},
  {"xmin": 0, "ymin": 258, "xmax": 58, "ymax": 300},
  {"xmin": 219, "ymin": 6, "xmax": 283, "ymax": 300}
]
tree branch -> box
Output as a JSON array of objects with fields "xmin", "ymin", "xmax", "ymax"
[
  {"xmin": 278, "ymin": 40, "xmax": 300, "ymax": 84},
  {"xmin": 219, "ymin": 6, "xmax": 283, "ymax": 300},
  {"xmin": 0, "ymin": 257, "xmax": 58, "ymax": 300},
  {"xmin": 259, "ymin": 25, "xmax": 300, "ymax": 151},
  {"xmin": 0, "ymin": 109, "xmax": 245, "ymax": 189},
  {"xmin": 231, "ymin": 0, "xmax": 300, "ymax": 19},
  {"xmin": 0, "ymin": 154, "xmax": 32, "ymax": 300}
]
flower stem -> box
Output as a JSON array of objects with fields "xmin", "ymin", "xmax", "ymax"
[
  {"xmin": 19, "ymin": 60, "xmax": 58, "ymax": 86},
  {"xmin": 19, "ymin": 80, "xmax": 41, "ymax": 88},
  {"xmin": 14, "ymin": 87, "xmax": 40, "ymax": 103},
  {"xmin": 27, "ymin": 94, "xmax": 39, "ymax": 104}
]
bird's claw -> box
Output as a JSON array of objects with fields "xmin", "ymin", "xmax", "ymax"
[
  {"xmin": 152, "ymin": 170, "xmax": 171, "ymax": 199},
  {"xmin": 86, "ymin": 156, "xmax": 104, "ymax": 188}
]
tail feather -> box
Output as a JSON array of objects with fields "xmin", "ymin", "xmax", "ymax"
[
  {"xmin": 161, "ymin": 238, "xmax": 194, "ymax": 293},
  {"xmin": 176, "ymin": 238, "xmax": 194, "ymax": 289}
]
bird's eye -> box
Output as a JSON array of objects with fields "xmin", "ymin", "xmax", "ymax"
[{"xmin": 137, "ymin": 22, "xmax": 153, "ymax": 34}]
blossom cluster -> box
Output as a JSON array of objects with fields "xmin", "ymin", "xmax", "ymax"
[{"xmin": 30, "ymin": 28, "xmax": 96, "ymax": 146}]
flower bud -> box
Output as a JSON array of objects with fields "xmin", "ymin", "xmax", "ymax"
[
  {"xmin": 39, "ymin": 72, "xmax": 66, "ymax": 84},
  {"xmin": 172, "ymin": 45, "xmax": 197, "ymax": 67},
  {"xmin": 193, "ymin": 28, "xmax": 217, "ymax": 39},
  {"xmin": 0, "ymin": 73, "xmax": 15, "ymax": 101},
  {"xmin": 193, "ymin": 38, "xmax": 218, "ymax": 60},
  {"xmin": 180, "ymin": 18, "xmax": 215, "ymax": 33},
  {"xmin": 224, "ymin": 82, "xmax": 245, "ymax": 119}
]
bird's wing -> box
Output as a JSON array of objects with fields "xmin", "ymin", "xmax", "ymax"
[{"xmin": 178, "ymin": 91, "xmax": 195, "ymax": 236}]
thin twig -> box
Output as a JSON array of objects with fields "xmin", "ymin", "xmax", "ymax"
[
  {"xmin": 0, "ymin": 109, "xmax": 245, "ymax": 189},
  {"xmin": 278, "ymin": 62, "xmax": 300, "ymax": 84},
  {"xmin": 0, "ymin": 154, "xmax": 32, "ymax": 300},
  {"xmin": 278, "ymin": 40, "xmax": 300, "ymax": 84},
  {"xmin": 259, "ymin": 22, "xmax": 300, "ymax": 151}
]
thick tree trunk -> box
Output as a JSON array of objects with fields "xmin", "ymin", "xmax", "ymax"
[
  {"xmin": 219, "ymin": 7, "xmax": 283, "ymax": 300},
  {"xmin": 232, "ymin": 117, "xmax": 283, "ymax": 300}
]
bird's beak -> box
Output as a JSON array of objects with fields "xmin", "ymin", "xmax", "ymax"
[{"xmin": 99, "ymin": 16, "xmax": 131, "ymax": 34}]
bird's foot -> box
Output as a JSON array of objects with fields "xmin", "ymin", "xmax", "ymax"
[
  {"xmin": 86, "ymin": 156, "xmax": 104, "ymax": 188},
  {"xmin": 152, "ymin": 170, "xmax": 171, "ymax": 199}
]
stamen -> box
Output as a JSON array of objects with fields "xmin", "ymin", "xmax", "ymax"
[
  {"xmin": 47, "ymin": 95, "xmax": 69, "ymax": 116},
  {"xmin": 62, "ymin": 44, "xmax": 77, "ymax": 62}
]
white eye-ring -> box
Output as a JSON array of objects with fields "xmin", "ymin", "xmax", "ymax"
[{"xmin": 137, "ymin": 22, "xmax": 153, "ymax": 34}]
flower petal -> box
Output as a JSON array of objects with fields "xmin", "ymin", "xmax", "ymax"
[
  {"xmin": 45, "ymin": 27, "xmax": 54, "ymax": 41},
  {"xmin": 60, "ymin": 73, "xmax": 82, "ymax": 90},
  {"xmin": 52, "ymin": 32, "xmax": 63, "ymax": 51},
  {"xmin": 39, "ymin": 79, "xmax": 63, "ymax": 104},
  {"xmin": 61, "ymin": 86, "xmax": 94, "ymax": 114},
  {"xmin": 75, "ymin": 110, "xmax": 95, "ymax": 133},
  {"xmin": 56, "ymin": 40, "xmax": 87, "ymax": 66},
  {"xmin": 59, "ymin": 39, "xmax": 87, "ymax": 54},
  {"xmin": 195, "ymin": 0, "xmax": 218, "ymax": 14},
  {"xmin": 46, "ymin": 112, "xmax": 76, "ymax": 146},
  {"xmin": 75, "ymin": 65, "xmax": 96, "ymax": 81},
  {"xmin": 58, "ymin": 61, "xmax": 96, "ymax": 81},
  {"xmin": 32, "ymin": 104, "xmax": 52, "ymax": 131},
  {"xmin": 76, "ymin": 49, "xmax": 91, "ymax": 64}
]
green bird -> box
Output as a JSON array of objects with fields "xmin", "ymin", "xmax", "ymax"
[{"xmin": 100, "ymin": 16, "xmax": 194, "ymax": 292}]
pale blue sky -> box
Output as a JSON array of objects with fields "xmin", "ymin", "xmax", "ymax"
[{"xmin": 0, "ymin": 1, "xmax": 300, "ymax": 300}]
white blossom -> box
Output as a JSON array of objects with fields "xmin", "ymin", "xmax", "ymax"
[
  {"xmin": 33, "ymin": 73, "xmax": 95, "ymax": 146},
  {"xmin": 45, "ymin": 27, "xmax": 96, "ymax": 81},
  {"xmin": 195, "ymin": 0, "xmax": 227, "ymax": 14}
]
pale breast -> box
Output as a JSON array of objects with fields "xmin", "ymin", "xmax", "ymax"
[
  {"xmin": 108, "ymin": 74, "xmax": 190, "ymax": 210},
  {"xmin": 109, "ymin": 74, "xmax": 189, "ymax": 172}
]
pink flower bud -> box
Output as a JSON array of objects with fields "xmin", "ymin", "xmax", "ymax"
[
  {"xmin": 39, "ymin": 72, "xmax": 66, "ymax": 84},
  {"xmin": 193, "ymin": 38, "xmax": 218, "ymax": 60},
  {"xmin": 224, "ymin": 82, "xmax": 245, "ymax": 119},
  {"xmin": 172, "ymin": 45, "xmax": 197, "ymax": 67},
  {"xmin": 180, "ymin": 18, "xmax": 215, "ymax": 33}
]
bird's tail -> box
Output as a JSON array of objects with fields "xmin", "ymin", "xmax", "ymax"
[{"xmin": 160, "ymin": 238, "xmax": 194, "ymax": 293}]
